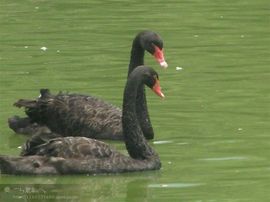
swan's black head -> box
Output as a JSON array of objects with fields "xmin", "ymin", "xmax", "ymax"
[
  {"xmin": 137, "ymin": 31, "xmax": 168, "ymax": 68},
  {"xmin": 134, "ymin": 66, "xmax": 165, "ymax": 98}
]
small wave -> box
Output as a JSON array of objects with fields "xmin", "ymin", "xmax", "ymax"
[
  {"xmin": 199, "ymin": 156, "xmax": 248, "ymax": 161},
  {"xmin": 153, "ymin": 140, "xmax": 173, "ymax": 145},
  {"xmin": 148, "ymin": 183, "xmax": 203, "ymax": 188}
]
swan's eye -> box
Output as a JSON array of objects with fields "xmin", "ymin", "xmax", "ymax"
[
  {"xmin": 151, "ymin": 75, "xmax": 156, "ymax": 85},
  {"xmin": 149, "ymin": 75, "xmax": 158, "ymax": 88},
  {"xmin": 152, "ymin": 39, "xmax": 163, "ymax": 50},
  {"xmin": 144, "ymin": 74, "xmax": 155, "ymax": 88},
  {"xmin": 145, "ymin": 43, "xmax": 154, "ymax": 54}
]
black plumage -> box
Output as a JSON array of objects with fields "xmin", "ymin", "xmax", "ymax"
[{"xmin": 0, "ymin": 66, "xmax": 164, "ymax": 175}]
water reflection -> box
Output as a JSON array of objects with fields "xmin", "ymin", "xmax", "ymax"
[{"xmin": 0, "ymin": 173, "xmax": 162, "ymax": 202}]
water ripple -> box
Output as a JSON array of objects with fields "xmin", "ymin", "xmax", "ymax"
[
  {"xmin": 199, "ymin": 156, "xmax": 248, "ymax": 161},
  {"xmin": 148, "ymin": 183, "xmax": 204, "ymax": 189},
  {"xmin": 153, "ymin": 140, "xmax": 173, "ymax": 145}
]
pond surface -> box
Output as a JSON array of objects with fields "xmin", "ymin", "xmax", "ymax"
[{"xmin": 0, "ymin": 0, "xmax": 270, "ymax": 201}]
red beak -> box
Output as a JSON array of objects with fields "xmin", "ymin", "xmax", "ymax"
[
  {"xmin": 151, "ymin": 79, "xmax": 165, "ymax": 98},
  {"xmin": 153, "ymin": 45, "xmax": 168, "ymax": 68}
]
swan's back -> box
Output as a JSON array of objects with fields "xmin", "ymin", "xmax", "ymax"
[
  {"xmin": 22, "ymin": 136, "xmax": 117, "ymax": 159},
  {"xmin": 17, "ymin": 91, "xmax": 123, "ymax": 140}
]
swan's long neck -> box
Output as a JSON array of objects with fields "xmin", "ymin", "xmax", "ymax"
[
  {"xmin": 128, "ymin": 37, "xmax": 144, "ymax": 75},
  {"xmin": 127, "ymin": 35, "xmax": 154, "ymax": 139},
  {"xmin": 122, "ymin": 73, "xmax": 157, "ymax": 159}
]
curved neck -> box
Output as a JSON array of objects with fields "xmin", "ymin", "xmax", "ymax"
[
  {"xmin": 127, "ymin": 35, "xmax": 154, "ymax": 139},
  {"xmin": 128, "ymin": 37, "xmax": 144, "ymax": 75},
  {"xmin": 122, "ymin": 74, "xmax": 157, "ymax": 159}
]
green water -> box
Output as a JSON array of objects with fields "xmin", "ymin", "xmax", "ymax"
[{"xmin": 1, "ymin": 0, "xmax": 270, "ymax": 201}]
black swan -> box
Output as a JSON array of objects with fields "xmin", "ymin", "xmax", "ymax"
[
  {"xmin": 8, "ymin": 31, "xmax": 168, "ymax": 140},
  {"xmin": 0, "ymin": 66, "xmax": 164, "ymax": 175}
]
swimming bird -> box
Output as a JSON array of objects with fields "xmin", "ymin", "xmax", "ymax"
[
  {"xmin": 8, "ymin": 31, "xmax": 168, "ymax": 140},
  {"xmin": 0, "ymin": 66, "xmax": 164, "ymax": 175}
]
